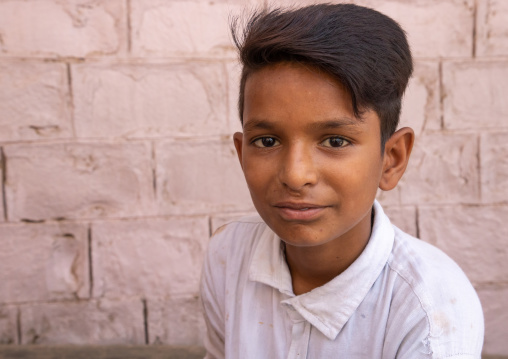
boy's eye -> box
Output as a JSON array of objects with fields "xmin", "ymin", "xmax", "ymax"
[
  {"xmin": 321, "ymin": 136, "xmax": 349, "ymax": 148},
  {"xmin": 253, "ymin": 137, "xmax": 280, "ymax": 148}
]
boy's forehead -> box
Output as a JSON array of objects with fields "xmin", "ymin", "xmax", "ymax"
[{"xmin": 242, "ymin": 62, "xmax": 370, "ymax": 129}]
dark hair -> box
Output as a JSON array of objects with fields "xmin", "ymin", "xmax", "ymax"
[{"xmin": 231, "ymin": 4, "xmax": 413, "ymax": 146}]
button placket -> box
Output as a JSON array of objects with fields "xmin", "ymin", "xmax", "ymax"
[{"xmin": 284, "ymin": 304, "xmax": 311, "ymax": 359}]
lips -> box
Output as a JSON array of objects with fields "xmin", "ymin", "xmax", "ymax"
[{"xmin": 273, "ymin": 202, "xmax": 329, "ymax": 221}]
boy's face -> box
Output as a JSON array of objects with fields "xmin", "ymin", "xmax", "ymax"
[{"xmin": 234, "ymin": 62, "xmax": 386, "ymax": 248}]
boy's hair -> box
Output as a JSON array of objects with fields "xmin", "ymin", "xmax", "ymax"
[{"xmin": 231, "ymin": 4, "xmax": 413, "ymax": 147}]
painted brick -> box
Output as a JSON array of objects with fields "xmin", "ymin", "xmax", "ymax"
[
  {"xmin": 72, "ymin": 62, "xmax": 229, "ymax": 139},
  {"xmin": 477, "ymin": 286, "xmax": 508, "ymax": 356},
  {"xmin": 476, "ymin": 0, "xmax": 508, "ymax": 57},
  {"xmin": 0, "ymin": 61, "xmax": 72, "ymax": 142},
  {"xmin": 481, "ymin": 132, "xmax": 508, "ymax": 203},
  {"xmin": 0, "ymin": 0, "xmax": 125, "ymax": 58},
  {"xmin": 156, "ymin": 138, "xmax": 253, "ymax": 215},
  {"xmin": 148, "ymin": 296, "xmax": 205, "ymax": 345},
  {"xmin": 4, "ymin": 142, "xmax": 154, "ymax": 221},
  {"xmin": 20, "ymin": 298, "xmax": 144, "ymax": 345},
  {"xmin": 351, "ymin": 0, "xmax": 474, "ymax": 58},
  {"xmin": 381, "ymin": 133, "xmax": 479, "ymax": 205},
  {"xmin": 382, "ymin": 206, "xmax": 417, "ymax": 237},
  {"xmin": 0, "ymin": 305, "xmax": 17, "ymax": 344},
  {"xmin": 443, "ymin": 61, "xmax": 508, "ymax": 130},
  {"xmin": 92, "ymin": 217, "xmax": 209, "ymax": 298},
  {"xmin": 399, "ymin": 61, "xmax": 441, "ymax": 135},
  {"xmin": 418, "ymin": 205, "xmax": 508, "ymax": 285},
  {"xmin": 0, "ymin": 222, "xmax": 89, "ymax": 303},
  {"xmin": 130, "ymin": 0, "xmax": 256, "ymax": 57}
]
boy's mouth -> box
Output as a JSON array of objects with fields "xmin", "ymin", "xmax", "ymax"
[{"xmin": 273, "ymin": 202, "xmax": 328, "ymax": 221}]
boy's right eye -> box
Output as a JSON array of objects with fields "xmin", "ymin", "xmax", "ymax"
[{"xmin": 252, "ymin": 137, "xmax": 280, "ymax": 148}]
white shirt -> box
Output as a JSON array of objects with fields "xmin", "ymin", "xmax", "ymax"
[{"xmin": 201, "ymin": 201, "xmax": 484, "ymax": 359}]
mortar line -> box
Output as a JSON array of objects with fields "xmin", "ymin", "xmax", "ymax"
[
  {"xmin": 208, "ymin": 216, "xmax": 213, "ymax": 237},
  {"xmin": 16, "ymin": 306, "xmax": 21, "ymax": 345},
  {"xmin": 1, "ymin": 147, "xmax": 8, "ymax": 221},
  {"xmin": 438, "ymin": 61, "xmax": 444, "ymax": 130},
  {"xmin": 142, "ymin": 298, "xmax": 149, "ymax": 344},
  {"xmin": 127, "ymin": 0, "xmax": 132, "ymax": 54},
  {"xmin": 88, "ymin": 226, "xmax": 93, "ymax": 298},
  {"xmin": 477, "ymin": 135, "xmax": 482, "ymax": 202},
  {"xmin": 151, "ymin": 141, "xmax": 157, "ymax": 197},
  {"xmin": 415, "ymin": 206, "xmax": 420, "ymax": 239},
  {"xmin": 472, "ymin": 0, "xmax": 478, "ymax": 58},
  {"xmin": 66, "ymin": 63, "xmax": 77, "ymax": 138}
]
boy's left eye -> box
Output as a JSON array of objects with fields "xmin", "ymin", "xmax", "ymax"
[{"xmin": 321, "ymin": 136, "xmax": 349, "ymax": 148}]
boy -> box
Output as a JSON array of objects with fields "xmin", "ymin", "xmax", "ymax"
[{"xmin": 201, "ymin": 4, "xmax": 484, "ymax": 358}]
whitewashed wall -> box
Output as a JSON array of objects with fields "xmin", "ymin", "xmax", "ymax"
[{"xmin": 0, "ymin": 0, "xmax": 506, "ymax": 356}]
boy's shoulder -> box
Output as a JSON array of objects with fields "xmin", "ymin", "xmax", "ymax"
[
  {"xmin": 388, "ymin": 225, "xmax": 478, "ymax": 301},
  {"xmin": 384, "ymin": 225, "xmax": 484, "ymax": 357}
]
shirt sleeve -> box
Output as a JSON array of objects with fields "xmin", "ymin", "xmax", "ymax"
[{"xmin": 200, "ymin": 232, "xmax": 227, "ymax": 359}]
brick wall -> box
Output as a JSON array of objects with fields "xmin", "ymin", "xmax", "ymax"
[{"xmin": 0, "ymin": 0, "xmax": 506, "ymax": 356}]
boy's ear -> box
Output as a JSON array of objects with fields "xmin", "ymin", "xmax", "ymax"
[
  {"xmin": 379, "ymin": 127, "xmax": 415, "ymax": 191},
  {"xmin": 233, "ymin": 132, "xmax": 244, "ymax": 169}
]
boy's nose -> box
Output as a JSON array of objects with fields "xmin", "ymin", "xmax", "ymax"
[{"xmin": 278, "ymin": 145, "xmax": 318, "ymax": 192}]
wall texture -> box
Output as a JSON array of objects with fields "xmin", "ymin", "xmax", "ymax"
[{"xmin": 0, "ymin": 0, "xmax": 506, "ymax": 356}]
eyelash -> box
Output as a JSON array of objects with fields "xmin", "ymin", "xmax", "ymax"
[{"xmin": 251, "ymin": 136, "xmax": 350, "ymax": 148}]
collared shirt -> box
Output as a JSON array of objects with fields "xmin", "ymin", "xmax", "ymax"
[{"xmin": 201, "ymin": 201, "xmax": 484, "ymax": 359}]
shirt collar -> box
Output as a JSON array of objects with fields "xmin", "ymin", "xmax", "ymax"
[{"xmin": 248, "ymin": 200, "xmax": 394, "ymax": 340}]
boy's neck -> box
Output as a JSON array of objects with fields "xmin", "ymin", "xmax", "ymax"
[{"xmin": 284, "ymin": 208, "xmax": 374, "ymax": 296}]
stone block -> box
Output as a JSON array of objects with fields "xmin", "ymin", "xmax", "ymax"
[
  {"xmin": 477, "ymin": 286, "xmax": 508, "ymax": 356},
  {"xmin": 476, "ymin": 0, "xmax": 508, "ymax": 57},
  {"xmin": 418, "ymin": 205, "xmax": 508, "ymax": 285},
  {"xmin": 0, "ymin": 222, "xmax": 89, "ymax": 303},
  {"xmin": 481, "ymin": 132, "xmax": 508, "ymax": 203},
  {"xmin": 156, "ymin": 138, "xmax": 253, "ymax": 215},
  {"xmin": 0, "ymin": 0, "xmax": 125, "ymax": 58},
  {"xmin": 92, "ymin": 217, "xmax": 209, "ymax": 298},
  {"xmin": 351, "ymin": 0, "xmax": 474, "ymax": 58},
  {"xmin": 0, "ymin": 61, "xmax": 72, "ymax": 142},
  {"xmin": 380, "ymin": 133, "xmax": 479, "ymax": 205},
  {"xmin": 443, "ymin": 61, "xmax": 508, "ymax": 130},
  {"xmin": 4, "ymin": 142, "xmax": 154, "ymax": 221},
  {"xmin": 399, "ymin": 61, "xmax": 441, "ymax": 135},
  {"xmin": 0, "ymin": 305, "xmax": 17, "ymax": 344},
  {"xmin": 130, "ymin": 0, "xmax": 258, "ymax": 57},
  {"xmin": 19, "ymin": 298, "xmax": 144, "ymax": 345},
  {"xmin": 148, "ymin": 296, "xmax": 205, "ymax": 346},
  {"xmin": 382, "ymin": 206, "xmax": 417, "ymax": 237},
  {"xmin": 72, "ymin": 62, "xmax": 229, "ymax": 139}
]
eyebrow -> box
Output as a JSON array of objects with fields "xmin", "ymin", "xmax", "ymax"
[
  {"xmin": 308, "ymin": 118, "xmax": 363, "ymax": 131},
  {"xmin": 243, "ymin": 117, "xmax": 363, "ymax": 133},
  {"xmin": 242, "ymin": 119, "xmax": 276, "ymax": 132}
]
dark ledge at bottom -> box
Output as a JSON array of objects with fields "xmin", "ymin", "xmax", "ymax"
[
  {"xmin": 0, "ymin": 346, "xmax": 505, "ymax": 359},
  {"xmin": 0, "ymin": 345, "xmax": 206, "ymax": 359}
]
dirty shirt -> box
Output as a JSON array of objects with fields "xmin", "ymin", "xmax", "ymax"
[{"xmin": 200, "ymin": 201, "xmax": 484, "ymax": 359}]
